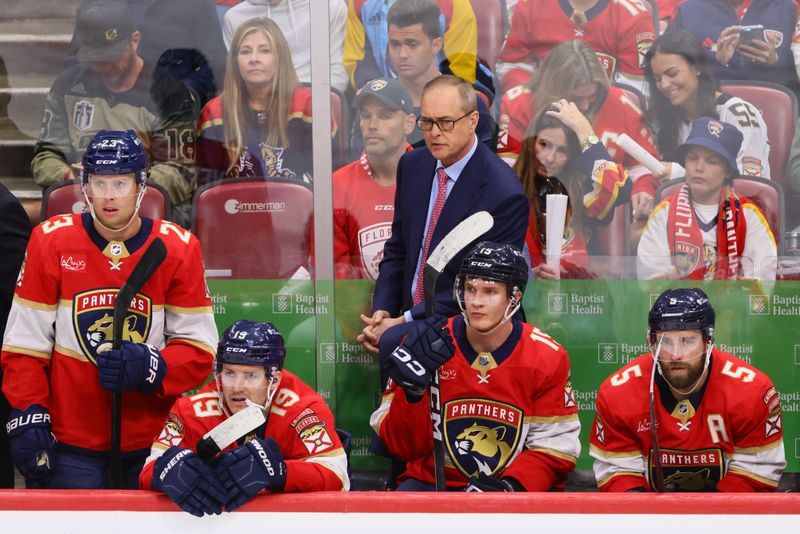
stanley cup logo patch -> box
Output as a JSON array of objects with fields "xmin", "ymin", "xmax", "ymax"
[{"xmin": 73, "ymin": 101, "xmax": 95, "ymax": 132}]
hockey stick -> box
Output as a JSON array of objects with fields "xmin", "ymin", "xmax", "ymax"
[
  {"xmin": 649, "ymin": 335, "xmax": 665, "ymax": 492},
  {"xmin": 423, "ymin": 211, "xmax": 494, "ymax": 491},
  {"xmin": 110, "ymin": 237, "xmax": 168, "ymax": 488},
  {"xmin": 196, "ymin": 404, "xmax": 267, "ymax": 461}
]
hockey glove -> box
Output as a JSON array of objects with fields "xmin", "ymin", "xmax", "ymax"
[
  {"xmin": 6, "ymin": 405, "xmax": 57, "ymax": 480},
  {"xmin": 152, "ymin": 446, "xmax": 226, "ymax": 517},
  {"xmin": 97, "ymin": 341, "xmax": 167, "ymax": 393},
  {"xmin": 383, "ymin": 315, "xmax": 455, "ymax": 391},
  {"xmin": 214, "ymin": 437, "xmax": 287, "ymax": 512},
  {"xmin": 464, "ymin": 474, "xmax": 522, "ymax": 492}
]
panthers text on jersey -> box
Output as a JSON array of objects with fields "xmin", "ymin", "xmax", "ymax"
[
  {"xmin": 590, "ymin": 350, "xmax": 786, "ymax": 491},
  {"xmin": 371, "ymin": 316, "xmax": 581, "ymax": 490},
  {"xmin": 1, "ymin": 213, "xmax": 217, "ymax": 454},
  {"xmin": 139, "ymin": 371, "xmax": 349, "ymax": 492}
]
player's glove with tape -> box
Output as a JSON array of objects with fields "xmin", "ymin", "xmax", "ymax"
[
  {"xmin": 383, "ymin": 315, "xmax": 455, "ymax": 392},
  {"xmin": 97, "ymin": 341, "xmax": 167, "ymax": 393},
  {"xmin": 6, "ymin": 405, "xmax": 57, "ymax": 480},
  {"xmin": 464, "ymin": 474, "xmax": 522, "ymax": 492},
  {"xmin": 152, "ymin": 446, "xmax": 226, "ymax": 517},
  {"xmin": 214, "ymin": 437, "xmax": 287, "ymax": 512}
]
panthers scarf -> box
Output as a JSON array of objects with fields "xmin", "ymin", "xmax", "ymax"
[{"xmin": 666, "ymin": 184, "xmax": 746, "ymax": 280}]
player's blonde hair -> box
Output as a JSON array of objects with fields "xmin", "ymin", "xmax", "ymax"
[
  {"xmin": 221, "ymin": 17, "xmax": 299, "ymax": 170},
  {"xmin": 529, "ymin": 40, "xmax": 610, "ymax": 123}
]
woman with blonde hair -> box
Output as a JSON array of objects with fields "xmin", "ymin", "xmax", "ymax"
[
  {"xmin": 515, "ymin": 101, "xmax": 630, "ymax": 279},
  {"xmin": 196, "ymin": 17, "xmax": 334, "ymax": 184},
  {"xmin": 498, "ymin": 40, "xmax": 658, "ymax": 221}
]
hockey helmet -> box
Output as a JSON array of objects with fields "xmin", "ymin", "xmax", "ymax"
[
  {"xmin": 216, "ymin": 320, "xmax": 286, "ymax": 374},
  {"xmin": 648, "ymin": 288, "xmax": 715, "ymax": 344},
  {"xmin": 454, "ymin": 241, "xmax": 529, "ymax": 302},
  {"xmin": 82, "ymin": 129, "xmax": 148, "ymax": 185}
]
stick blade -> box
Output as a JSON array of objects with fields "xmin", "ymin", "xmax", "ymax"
[{"xmin": 425, "ymin": 211, "xmax": 494, "ymax": 273}]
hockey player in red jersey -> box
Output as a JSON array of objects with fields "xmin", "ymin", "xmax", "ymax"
[
  {"xmin": 1, "ymin": 130, "xmax": 217, "ymax": 488},
  {"xmin": 497, "ymin": 0, "xmax": 656, "ymax": 91},
  {"xmin": 140, "ymin": 320, "xmax": 348, "ymax": 516},
  {"xmin": 333, "ymin": 78, "xmax": 414, "ymax": 279},
  {"xmin": 591, "ymin": 288, "xmax": 786, "ymax": 492},
  {"xmin": 372, "ymin": 242, "xmax": 580, "ymax": 491}
]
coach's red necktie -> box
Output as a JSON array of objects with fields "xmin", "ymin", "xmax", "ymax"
[{"xmin": 413, "ymin": 167, "xmax": 448, "ymax": 305}]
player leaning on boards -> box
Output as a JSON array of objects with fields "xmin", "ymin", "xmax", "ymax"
[
  {"xmin": 591, "ymin": 288, "xmax": 786, "ymax": 492},
  {"xmin": 372, "ymin": 242, "xmax": 580, "ymax": 491},
  {"xmin": 141, "ymin": 320, "xmax": 349, "ymax": 516},
  {"xmin": 2, "ymin": 130, "xmax": 217, "ymax": 488}
]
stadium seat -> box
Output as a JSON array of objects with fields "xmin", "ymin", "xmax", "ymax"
[
  {"xmin": 40, "ymin": 179, "xmax": 171, "ymax": 221},
  {"xmin": 192, "ymin": 177, "xmax": 314, "ymax": 279},
  {"xmin": 720, "ymin": 81, "xmax": 798, "ymax": 188},
  {"xmin": 594, "ymin": 202, "xmax": 631, "ymax": 257},
  {"xmin": 470, "ymin": 0, "xmax": 508, "ymax": 70},
  {"xmin": 656, "ymin": 176, "xmax": 785, "ymax": 255}
]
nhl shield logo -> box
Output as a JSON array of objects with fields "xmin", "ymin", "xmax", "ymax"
[
  {"xmin": 73, "ymin": 101, "xmax": 95, "ymax": 132},
  {"xmin": 73, "ymin": 288, "xmax": 152, "ymax": 365},
  {"xmin": 444, "ymin": 398, "xmax": 522, "ymax": 478}
]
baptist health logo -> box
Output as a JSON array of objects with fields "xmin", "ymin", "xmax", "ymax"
[
  {"xmin": 319, "ymin": 343, "xmax": 337, "ymax": 364},
  {"xmin": 272, "ymin": 293, "xmax": 292, "ymax": 314},
  {"xmin": 548, "ymin": 293, "xmax": 568, "ymax": 314},
  {"xmin": 597, "ymin": 343, "xmax": 619, "ymax": 364},
  {"xmin": 749, "ymin": 295, "xmax": 769, "ymax": 315}
]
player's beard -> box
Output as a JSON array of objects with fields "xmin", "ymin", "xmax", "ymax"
[{"xmin": 660, "ymin": 357, "xmax": 705, "ymax": 390}]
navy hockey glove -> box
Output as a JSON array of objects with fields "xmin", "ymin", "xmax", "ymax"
[
  {"xmin": 214, "ymin": 437, "xmax": 287, "ymax": 512},
  {"xmin": 6, "ymin": 405, "xmax": 57, "ymax": 480},
  {"xmin": 152, "ymin": 446, "xmax": 227, "ymax": 517},
  {"xmin": 464, "ymin": 474, "xmax": 523, "ymax": 492},
  {"xmin": 384, "ymin": 315, "xmax": 455, "ymax": 391},
  {"xmin": 97, "ymin": 341, "xmax": 167, "ymax": 393}
]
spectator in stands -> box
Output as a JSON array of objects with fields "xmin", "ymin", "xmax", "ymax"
[
  {"xmin": 333, "ymin": 79, "xmax": 414, "ymax": 280},
  {"xmin": 380, "ymin": 0, "xmax": 495, "ymax": 150},
  {"xmin": 67, "ymin": 0, "xmax": 227, "ymax": 107},
  {"xmin": 32, "ymin": 0, "xmax": 199, "ymax": 226},
  {"xmin": 515, "ymin": 102, "xmax": 630, "ymax": 279},
  {"xmin": 496, "ymin": 0, "xmax": 656, "ymax": 92},
  {"xmin": 669, "ymin": 0, "xmax": 800, "ymax": 96},
  {"xmin": 498, "ymin": 41, "xmax": 654, "ymax": 222},
  {"xmin": 0, "ymin": 184, "xmax": 31, "ymax": 488},
  {"xmin": 643, "ymin": 30, "xmax": 771, "ymax": 190},
  {"xmin": 222, "ymin": 0, "xmax": 348, "ymax": 93},
  {"xmin": 637, "ymin": 117, "xmax": 777, "ymax": 280},
  {"xmin": 196, "ymin": 17, "xmax": 336, "ymax": 185},
  {"xmin": 343, "ymin": 0, "xmax": 478, "ymax": 90}
]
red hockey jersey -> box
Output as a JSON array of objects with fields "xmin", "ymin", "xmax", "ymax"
[
  {"xmin": 333, "ymin": 151, "xmax": 396, "ymax": 280},
  {"xmin": 498, "ymin": 85, "xmax": 658, "ymax": 189},
  {"xmin": 139, "ymin": 371, "xmax": 348, "ymax": 492},
  {"xmin": 590, "ymin": 350, "xmax": 786, "ymax": 492},
  {"xmin": 498, "ymin": 0, "xmax": 656, "ymax": 88},
  {"xmin": 1, "ymin": 213, "xmax": 217, "ymax": 453},
  {"xmin": 371, "ymin": 317, "xmax": 580, "ymax": 490}
]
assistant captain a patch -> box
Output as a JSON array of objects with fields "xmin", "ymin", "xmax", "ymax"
[
  {"xmin": 444, "ymin": 398, "xmax": 522, "ymax": 478},
  {"xmin": 73, "ymin": 288, "xmax": 152, "ymax": 365}
]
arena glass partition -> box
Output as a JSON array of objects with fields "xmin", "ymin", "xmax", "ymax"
[{"xmin": 1, "ymin": 0, "xmax": 799, "ymax": 491}]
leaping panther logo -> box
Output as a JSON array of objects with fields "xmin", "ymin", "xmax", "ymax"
[{"xmin": 453, "ymin": 423, "xmax": 513, "ymax": 475}]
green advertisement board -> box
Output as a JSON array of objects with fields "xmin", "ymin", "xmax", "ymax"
[{"xmin": 209, "ymin": 278, "xmax": 800, "ymax": 474}]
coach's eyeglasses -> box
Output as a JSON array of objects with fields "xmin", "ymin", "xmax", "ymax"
[{"xmin": 416, "ymin": 110, "xmax": 475, "ymax": 132}]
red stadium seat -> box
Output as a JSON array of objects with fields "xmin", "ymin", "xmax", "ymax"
[
  {"xmin": 594, "ymin": 203, "xmax": 631, "ymax": 257},
  {"xmin": 720, "ymin": 81, "xmax": 798, "ymax": 188},
  {"xmin": 40, "ymin": 179, "xmax": 171, "ymax": 221},
  {"xmin": 192, "ymin": 177, "xmax": 314, "ymax": 279},
  {"xmin": 656, "ymin": 176, "xmax": 785, "ymax": 254},
  {"xmin": 470, "ymin": 0, "xmax": 508, "ymax": 70}
]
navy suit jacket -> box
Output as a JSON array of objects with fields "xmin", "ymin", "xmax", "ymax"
[{"xmin": 373, "ymin": 140, "xmax": 529, "ymax": 319}]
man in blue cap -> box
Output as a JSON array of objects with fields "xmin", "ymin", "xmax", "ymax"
[{"xmin": 637, "ymin": 117, "xmax": 776, "ymax": 280}]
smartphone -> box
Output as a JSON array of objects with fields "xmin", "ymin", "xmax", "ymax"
[{"xmin": 739, "ymin": 24, "xmax": 766, "ymax": 46}]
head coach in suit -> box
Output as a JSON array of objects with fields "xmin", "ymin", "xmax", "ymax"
[{"xmin": 359, "ymin": 75, "xmax": 529, "ymax": 353}]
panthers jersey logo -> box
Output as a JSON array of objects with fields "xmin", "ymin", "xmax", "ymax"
[
  {"xmin": 73, "ymin": 288, "xmax": 152, "ymax": 365},
  {"xmin": 649, "ymin": 447, "xmax": 723, "ymax": 492},
  {"xmin": 444, "ymin": 398, "xmax": 522, "ymax": 478}
]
